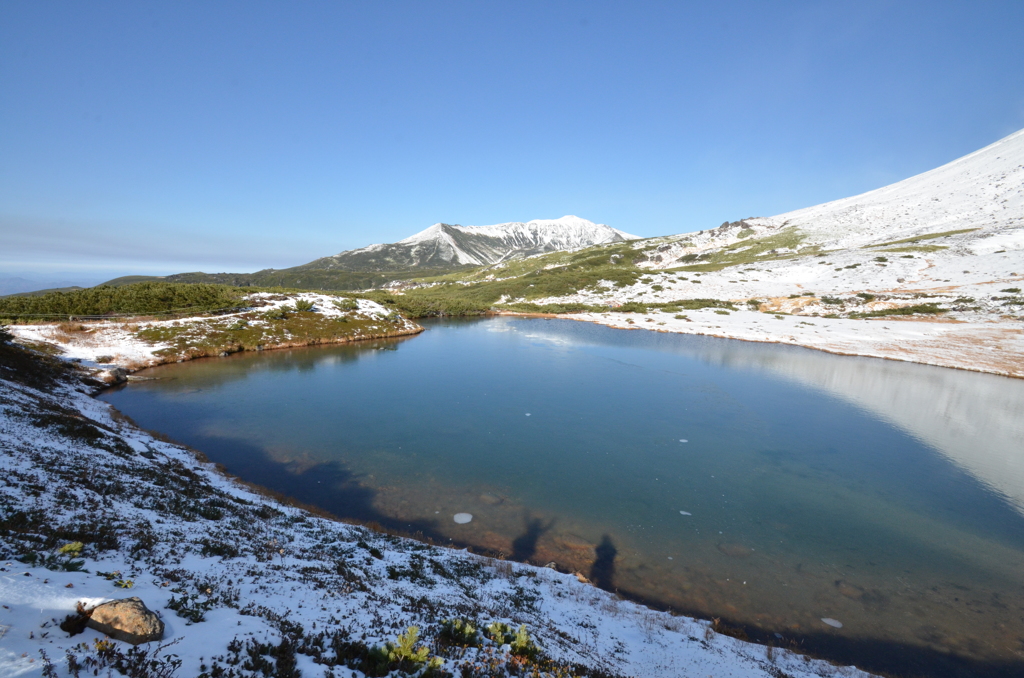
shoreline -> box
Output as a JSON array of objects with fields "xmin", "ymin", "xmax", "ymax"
[
  {"xmin": 0, "ymin": 338, "xmax": 882, "ymax": 678},
  {"xmin": 524, "ymin": 309, "xmax": 1024, "ymax": 379}
]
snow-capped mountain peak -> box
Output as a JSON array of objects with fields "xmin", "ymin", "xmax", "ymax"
[{"xmin": 317, "ymin": 216, "xmax": 640, "ymax": 272}]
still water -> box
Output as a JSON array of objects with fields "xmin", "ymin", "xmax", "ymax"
[{"xmin": 100, "ymin": 318, "xmax": 1024, "ymax": 676}]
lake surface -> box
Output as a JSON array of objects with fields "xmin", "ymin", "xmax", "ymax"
[{"xmin": 100, "ymin": 317, "xmax": 1024, "ymax": 676}]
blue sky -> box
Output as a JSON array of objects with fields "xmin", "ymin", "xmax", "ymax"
[{"xmin": 2, "ymin": 1, "xmax": 1023, "ymax": 281}]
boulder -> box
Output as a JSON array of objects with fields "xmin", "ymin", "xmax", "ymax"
[
  {"xmin": 96, "ymin": 367, "xmax": 127, "ymax": 384},
  {"xmin": 86, "ymin": 597, "xmax": 164, "ymax": 645}
]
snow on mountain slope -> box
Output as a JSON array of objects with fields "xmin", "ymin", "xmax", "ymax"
[
  {"xmin": 514, "ymin": 129, "xmax": 1024, "ymax": 379},
  {"xmin": 314, "ymin": 216, "xmax": 638, "ymax": 271},
  {"xmin": 756, "ymin": 127, "xmax": 1024, "ymax": 249}
]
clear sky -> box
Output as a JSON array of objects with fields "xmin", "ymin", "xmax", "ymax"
[{"xmin": 2, "ymin": 1, "xmax": 1023, "ymax": 281}]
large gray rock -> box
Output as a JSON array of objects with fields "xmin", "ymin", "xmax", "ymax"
[
  {"xmin": 96, "ymin": 367, "xmax": 127, "ymax": 384},
  {"xmin": 86, "ymin": 597, "xmax": 164, "ymax": 645}
]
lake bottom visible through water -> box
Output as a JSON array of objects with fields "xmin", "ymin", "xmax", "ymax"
[{"xmin": 100, "ymin": 318, "xmax": 1024, "ymax": 677}]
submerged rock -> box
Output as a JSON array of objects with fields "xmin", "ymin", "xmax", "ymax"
[
  {"xmin": 717, "ymin": 542, "xmax": 753, "ymax": 558},
  {"xmin": 86, "ymin": 597, "xmax": 164, "ymax": 645}
]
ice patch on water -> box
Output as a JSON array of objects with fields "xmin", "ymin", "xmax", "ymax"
[
  {"xmin": 679, "ymin": 439, "xmax": 688, "ymax": 443},
  {"xmin": 679, "ymin": 511, "xmax": 692, "ymax": 516},
  {"xmin": 453, "ymin": 513, "xmax": 473, "ymax": 524},
  {"xmin": 821, "ymin": 618, "xmax": 843, "ymax": 628},
  {"xmin": 525, "ymin": 413, "xmax": 531, "ymax": 417}
]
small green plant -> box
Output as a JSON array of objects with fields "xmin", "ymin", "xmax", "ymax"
[
  {"xmin": 1001, "ymin": 288, "xmax": 1021, "ymax": 294},
  {"xmin": 874, "ymin": 256, "xmax": 888, "ymax": 262},
  {"xmin": 363, "ymin": 626, "xmax": 441, "ymax": 676},
  {"xmin": 114, "ymin": 578, "xmax": 135, "ymax": 589},
  {"xmin": 856, "ymin": 293, "xmax": 876, "ymax": 301},
  {"xmin": 486, "ymin": 622, "xmax": 513, "ymax": 645},
  {"xmin": 485, "ymin": 622, "xmax": 540, "ymax": 660},
  {"xmin": 650, "ymin": 284, "xmax": 664, "ymax": 292},
  {"xmin": 293, "ymin": 298, "xmax": 315, "ymax": 312},
  {"xmin": 19, "ymin": 542, "xmax": 87, "ymax": 572},
  {"xmin": 714, "ymin": 310, "xmax": 730, "ymax": 315},
  {"xmin": 511, "ymin": 624, "xmax": 540, "ymax": 660},
  {"xmin": 333, "ymin": 298, "xmax": 359, "ymax": 311},
  {"xmin": 439, "ymin": 618, "xmax": 479, "ymax": 647},
  {"xmin": 262, "ymin": 308, "xmax": 288, "ymax": 321},
  {"xmin": 673, "ymin": 314, "xmax": 688, "ymax": 320},
  {"xmin": 166, "ymin": 591, "xmax": 213, "ymax": 624}
]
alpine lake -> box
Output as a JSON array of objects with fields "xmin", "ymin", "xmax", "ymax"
[{"xmin": 99, "ymin": 317, "xmax": 1024, "ymax": 677}]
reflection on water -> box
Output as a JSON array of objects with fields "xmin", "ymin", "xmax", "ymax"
[{"xmin": 100, "ymin": 318, "xmax": 1024, "ymax": 677}]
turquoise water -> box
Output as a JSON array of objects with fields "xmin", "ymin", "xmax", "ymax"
[{"xmin": 100, "ymin": 317, "xmax": 1024, "ymax": 676}]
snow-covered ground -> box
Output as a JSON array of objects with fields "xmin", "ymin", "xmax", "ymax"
[
  {"xmin": 516, "ymin": 128, "xmax": 1024, "ymax": 377},
  {"xmin": 0, "ymin": 345, "xmax": 875, "ymax": 678},
  {"xmin": 8, "ymin": 293, "xmax": 416, "ymax": 374}
]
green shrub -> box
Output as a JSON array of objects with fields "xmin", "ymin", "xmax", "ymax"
[
  {"xmin": 0, "ymin": 282, "xmax": 243, "ymax": 322},
  {"xmin": 293, "ymin": 298, "xmax": 315, "ymax": 312},
  {"xmin": 485, "ymin": 622, "xmax": 540, "ymax": 660},
  {"xmin": 438, "ymin": 618, "xmax": 479, "ymax": 647},
  {"xmin": 332, "ymin": 297, "xmax": 359, "ymax": 311},
  {"xmin": 616, "ymin": 301, "xmax": 648, "ymax": 313},
  {"xmin": 852, "ymin": 303, "xmax": 946, "ymax": 318},
  {"xmin": 362, "ymin": 626, "xmax": 441, "ymax": 677}
]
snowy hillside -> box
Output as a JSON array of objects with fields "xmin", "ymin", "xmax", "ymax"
[
  {"xmin": 0, "ymin": 339, "xmax": 873, "ymax": 678},
  {"xmin": 761, "ymin": 127, "xmax": 1024, "ymax": 250},
  {"xmin": 633, "ymin": 127, "xmax": 1024, "ymax": 267},
  {"xmin": 312, "ymin": 216, "xmax": 638, "ymax": 271}
]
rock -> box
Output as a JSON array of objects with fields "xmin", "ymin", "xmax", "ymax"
[
  {"xmin": 96, "ymin": 367, "xmax": 127, "ymax": 385},
  {"xmin": 86, "ymin": 597, "xmax": 164, "ymax": 645},
  {"xmin": 478, "ymin": 493, "xmax": 503, "ymax": 505},
  {"xmin": 554, "ymin": 533, "xmax": 595, "ymax": 555},
  {"xmin": 717, "ymin": 542, "xmax": 753, "ymax": 558}
]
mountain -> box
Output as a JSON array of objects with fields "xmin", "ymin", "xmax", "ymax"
[
  {"xmin": 131, "ymin": 216, "xmax": 638, "ymax": 291},
  {"xmin": 0, "ymin": 275, "xmax": 97, "ymax": 296},
  {"xmin": 298, "ymin": 216, "xmax": 638, "ymax": 272}
]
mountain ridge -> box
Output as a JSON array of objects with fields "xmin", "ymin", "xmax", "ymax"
[{"xmin": 305, "ymin": 215, "xmax": 638, "ymax": 272}]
